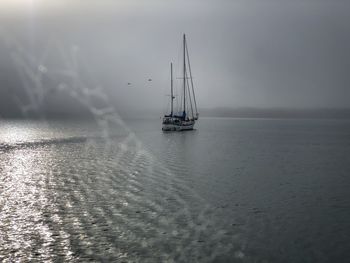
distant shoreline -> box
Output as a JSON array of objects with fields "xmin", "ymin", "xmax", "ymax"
[
  {"xmin": 2, "ymin": 107, "xmax": 350, "ymax": 120},
  {"xmin": 119, "ymin": 107, "xmax": 350, "ymax": 120},
  {"xmin": 197, "ymin": 107, "xmax": 350, "ymax": 120}
]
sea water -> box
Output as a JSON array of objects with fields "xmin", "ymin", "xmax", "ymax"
[{"xmin": 1, "ymin": 117, "xmax": 350, "ymax": 262}]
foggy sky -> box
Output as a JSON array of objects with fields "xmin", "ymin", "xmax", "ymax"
[{"xmin": 1, "ymin": 0, "xmax": 350, "ymax": 118}]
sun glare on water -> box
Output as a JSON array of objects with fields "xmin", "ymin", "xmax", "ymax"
[
  {"xmin": 0, "ymin": 0, "xmax": 62, "ymax": 13},
  {"xmin": 0, "ymin": 122, "xmax": 41, "ymax": 144},
  {"xmin": 1, "ymin": 0, "xmax": 35, "ymax": 7}
]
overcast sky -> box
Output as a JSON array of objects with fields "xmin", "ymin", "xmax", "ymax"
[{"xmin": 1, "ymin": 0, "xmax": 349, "ymax": 117}]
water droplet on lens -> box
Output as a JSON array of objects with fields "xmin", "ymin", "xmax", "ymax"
[{"xmin": 38, "ymin": 64, "xmax": 47, "ymax": 73}]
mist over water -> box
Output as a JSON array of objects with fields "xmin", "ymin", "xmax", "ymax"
[
  {"xmin": 1, "ymin": 0, "xmax": 350, "ymax": 262},
  {"xmin": 1, "ymin": 0, "xmax": 350, "ymax": 116}
]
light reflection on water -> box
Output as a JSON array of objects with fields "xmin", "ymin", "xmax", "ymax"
[
  {"xmin": 0, "ymin": 127, "xmax": 33, "ymax": 144},
  {"xmin": 1, "ymin": 118, "xmax": 350, "ymax": 262},
  {"xmin": 0, "ymin": 120, "xmax": 238, "ymax": 262},
  {"xmin": 0, "ymin": 147, "xmax": 75, "ymax": 262}
]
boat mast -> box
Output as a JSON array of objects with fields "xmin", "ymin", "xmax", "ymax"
[
  {"xmin": 170, "ymin": 62, "xmax": 173, "ymax": 117},
  {"xmin": 183, "ymin": 33, "xmax": 186, "ymax": 119}
]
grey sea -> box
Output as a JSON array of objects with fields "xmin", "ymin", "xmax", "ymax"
[{"xmin": 1, "ymin": 117, "xmax": 350, "ymax": 262}]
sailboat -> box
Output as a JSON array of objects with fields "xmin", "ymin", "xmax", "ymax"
[{"xmin": 162, "ymin": 34, "xmax": 199, "ymax": 131}]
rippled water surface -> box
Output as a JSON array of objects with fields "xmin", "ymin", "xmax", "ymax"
[{"xmin": 1, "ymin": 118, "xmax": 350, "ymax": 262}]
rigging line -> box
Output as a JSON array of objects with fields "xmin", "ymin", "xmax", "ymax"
[
  {"xmin": 170, "ymin": 62, "xmax": 173, "ymax": 116},
  {"xmin": 185, "ymin": 38, "xmax": 198, "ymax": 115},
  {"xmin": 164, "ymin": 100, "xmax": 170, "ymax": 115},
  {"xmin": 186, "ymin": 70, "xmax": 194, "ymax": 118},
  {"xmin": 174, "ymin": 74, "xmax": 180, "ymax": 114},
  {"xmin": 174, "ymin": 56, "xmax": 180, "ymax": 114},
  {"xmin": 183, "ymin": 34, "xmax": 186, "ymax": 116},
  {"xmin": 177, "ymin": 81, "xmax": 182, "ymax": 114}
]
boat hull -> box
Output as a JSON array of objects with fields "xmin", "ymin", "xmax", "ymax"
[
  {"xmin": 162, "ymin": 120, "xmax": 195, "ymax": 131},
  {"xmin": 162, "ymin": 124, "xmax": 176, "ymax": 131},
  {"xmin": 176, "ymin": 123, "xmax": 194, "ymax": 131}
]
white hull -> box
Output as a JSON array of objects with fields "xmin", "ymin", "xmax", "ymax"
[
  {"xmin": 162, "ymin": 121, "xmax": 195, "ymax": 131},
  {"xmin": 177, "ymin": 123, "xmax": 194, "ymax": 131}
]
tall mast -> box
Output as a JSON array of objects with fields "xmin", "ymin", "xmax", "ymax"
[
  {"xmin": 183, "ymin": 34, "xmax": 186, "ymax": 118},
  {"xmin": 170, "ymin": 62, "xmax": 173, "ymax": 116}
]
